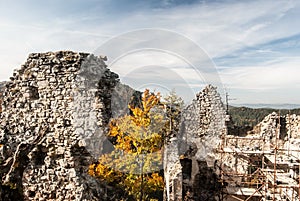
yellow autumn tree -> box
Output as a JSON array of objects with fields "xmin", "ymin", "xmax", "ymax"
[{"xmin": 89, "ymin": 89, "xmax": 165, "ymax": 201}]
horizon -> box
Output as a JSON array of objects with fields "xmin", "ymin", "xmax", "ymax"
[{"xmin": 0, "ymin": 0, "xmax": 299, "ymax": 105}]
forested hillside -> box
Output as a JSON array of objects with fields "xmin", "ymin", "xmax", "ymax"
[{"xmin": 228, "ymin": 106, "xmax": 300, "ymax": 136}]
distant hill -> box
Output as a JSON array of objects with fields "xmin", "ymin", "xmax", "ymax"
[
  {"xmin": 228, "ymin": 105, "xmax": 300, "ymax": 127},
  {"xmin": 227, "ymin": 105, "xmax": 300, "ymax": 136}
]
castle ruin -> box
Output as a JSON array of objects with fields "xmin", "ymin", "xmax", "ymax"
[{"xmin": 0, "ymin": 51, "xmax": 299, "ymax": 201}]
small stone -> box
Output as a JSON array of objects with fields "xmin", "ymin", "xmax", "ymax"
[
  {"xmin": 69, "ymin": 168, "xmax": 76, "ymax": 177},
  {"xmin": 65, "ymin": 183, "xmax": 75, "ymax": 190},
  {"xmin": 38, "ymin": 81, "xmax": 48, "ymax": 88},
  {"xmin": 78, "ymin": 139, "xmax": 86, "ymax": 147},
  {"xmin": 49, "ymin": 77, "xmax": 56, "ymax": 83},
  {"xmin": 46, "ymin": 169, "xmax": 54, "ymax": 175},
  {"xmin": 56, "ymin": 147, "xmax": 65, "ymax": 155}
]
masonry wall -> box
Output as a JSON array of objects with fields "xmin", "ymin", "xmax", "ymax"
[
  {"xmin": 164, "ymin": 85, "xmax": 227, "ymax": 201},
  {"xmin": 0, "ymin": 51, "xmax": 131, "ymax": 201},
  {"xmin": 286, "ymin": 114, "xmax": 300, "ymax": 139},
  {"xmin": 0, "ymin": 82, "xmax": 5, "ymax": 113}
]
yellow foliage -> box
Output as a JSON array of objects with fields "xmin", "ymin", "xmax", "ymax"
[{"xmin": 89, "ymin": 89, "xmax": 165, "ymax": 200}]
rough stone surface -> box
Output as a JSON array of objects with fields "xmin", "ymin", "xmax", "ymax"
[
  {"xmin": 164, "ymin": 85, "xmax": 227, "ymax": 201},
  {"xmin": 0, "ymin": 51, "xmax": 135, "ymax": 201},
  {"xmin": 286, "ymin": 114, "xmax": 300, "ymax": 139},
  {"xmin": 0, "ymin": 81, "xmax": 5, "ymax": 112}
]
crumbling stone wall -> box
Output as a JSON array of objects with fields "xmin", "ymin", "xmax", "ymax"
[
  {"xmin": 0, "ymin": 82, "xmax": 5, "ymax": 113},
  {"xmin": 164, "ymin": 85, "xmax": 227, "ymax": 201},
  {"xmin": 286, "ymin": 114, "xmax": 300, "ymax": 139},
  {"xmin": 237, "ymin": 112, "xmax": 293, "ymax": 151},
  {"xmin": 0, "ymin": 51, "xmax": 131, "ymax": 201},
  {"xmin": 254, "ymin": 112, "xmax": 279, "ymax": 141},
  {"xmin": 180, "ymin": 85, "xmax": 226, "ymax": 156},
  {"xmin": 220, "ymin": 113, "xmax": 285, "ymax": 177}
]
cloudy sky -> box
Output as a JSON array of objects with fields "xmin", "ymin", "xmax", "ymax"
[{"xmin": 0, "ymin": 0, "xmax": 299, "ymax": 106}]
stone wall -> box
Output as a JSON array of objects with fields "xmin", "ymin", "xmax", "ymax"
[
  {"xmin": 286, "ymin": 114, "xmax": 300, "ymax": 139},
  {"xmin": 164, "ymin": 85, "xmax": 227, "ymax": 201},
  {"xmin": 0, "ymin": 51, "xmax": 135, "ymax": 201},
  {"xmin": 0, "ymin": 82, "xmax": 5, "ymax": 112}
]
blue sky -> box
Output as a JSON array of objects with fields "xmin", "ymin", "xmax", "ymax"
[{"xmin": 0, "ymin": 0, "xmax": 300, "ymax": 105}]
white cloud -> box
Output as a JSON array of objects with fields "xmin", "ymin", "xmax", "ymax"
[
  {"xmin": 0, "ymin": 0, "xmax": 299, "ymax": 105},
  {"xmin": 219, "ymin": 58, "xmax": 300, "ymax": 104}
]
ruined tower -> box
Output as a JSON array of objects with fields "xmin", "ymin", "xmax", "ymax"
[{"xmin": 164, "ymin": 85, "xmax": 227, "ymax": 201}]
